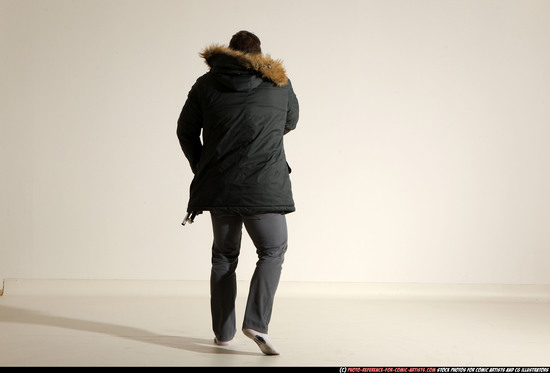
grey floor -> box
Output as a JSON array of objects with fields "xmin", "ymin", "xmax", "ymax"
[{"xmin": 1, "ymin": 280, "xmax": 549, "ymax": 367}]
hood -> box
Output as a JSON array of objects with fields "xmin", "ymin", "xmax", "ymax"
[{"xmin": 200, "ymin": 44, "xmax": 289, "ymax": 88}]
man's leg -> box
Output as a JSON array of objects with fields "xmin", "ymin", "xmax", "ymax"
[
  {"xmin": 241, "ymin": 213, "xmax": 287, "ymax": 355},
  {"xmin": 210, "ymin": 211, "xmax": 243, "ymax": 343}
]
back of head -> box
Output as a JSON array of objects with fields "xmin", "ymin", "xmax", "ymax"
[{"xmin": 229, "ymin": 31, "xmax": 262, "ymax": 54}]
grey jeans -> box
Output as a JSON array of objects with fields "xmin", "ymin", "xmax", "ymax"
[{"xmin": 210, "ymin": 211, "xmax": 288, "ymax": 341}]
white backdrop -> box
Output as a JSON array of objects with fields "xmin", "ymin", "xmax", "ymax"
[{"xmin": 1, "ymin": 0, "xmax": 549, "ymax": 287}]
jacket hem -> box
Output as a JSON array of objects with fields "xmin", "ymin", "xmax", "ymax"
[{"xmin": 187, "ymin": 206, "xmax": 295, "ymax": 214}]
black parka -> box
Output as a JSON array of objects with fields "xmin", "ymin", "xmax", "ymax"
[{"xmin": 177, "ymin": 45, "xmax": 299, "ymax": 215}]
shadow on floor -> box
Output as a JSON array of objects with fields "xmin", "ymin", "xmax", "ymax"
[{"xmin": 0, "ymin": 304, "xmax": 258, "ymax": 356}]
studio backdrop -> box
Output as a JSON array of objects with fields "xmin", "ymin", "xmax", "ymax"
[{"xmin": 1, "ymin": 0, "xmax": 549, "ymax": 288}]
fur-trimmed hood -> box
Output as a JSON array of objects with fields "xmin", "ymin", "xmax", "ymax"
[{"xmin": 200, "ymin": 45, "xmax": 289, "ymax": 87}]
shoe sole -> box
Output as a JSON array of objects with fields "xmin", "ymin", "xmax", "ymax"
[{"xmin": 243, "ymin": 329, "xmax": 279, "ymax": 355}]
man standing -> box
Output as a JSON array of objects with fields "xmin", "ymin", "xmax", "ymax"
[{"xmin": 177, "ymin": 31, "xmax": 299, "ymax": 355}]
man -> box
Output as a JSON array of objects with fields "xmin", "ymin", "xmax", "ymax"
[{"xmin": 177, "ymin": 31, "xmax": 299, "ymax": 355}]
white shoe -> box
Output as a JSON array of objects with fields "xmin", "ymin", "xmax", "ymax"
[
  {"xmin": 243, "ymin": 328, "xmax": 280, "ymax": 355},
  {"xmin": 214, "ymin": 337, "xmax": 232, "ymax": 346}
]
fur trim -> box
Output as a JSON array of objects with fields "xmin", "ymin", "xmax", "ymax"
[{"xmin": 200, "ymin": 44, "xmax": 289, "ymax": 87}]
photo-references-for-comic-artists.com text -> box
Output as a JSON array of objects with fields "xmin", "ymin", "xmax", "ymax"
[{"xmin": 339, "ymin": 368, "xmax": 549, "ymax": 373}]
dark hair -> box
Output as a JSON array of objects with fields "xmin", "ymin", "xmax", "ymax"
[{"xmin": 229, "ymin": 30, "xmax": 261, "ymax": 54}]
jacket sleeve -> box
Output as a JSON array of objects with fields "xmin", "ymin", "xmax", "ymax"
[
  {"xmin": 177, "ymin": 81, "xmax": 203, "ymax": 174},
  {"xmin": 284, "ymin": 79, "xmax": 299, "ymax": 135}
]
